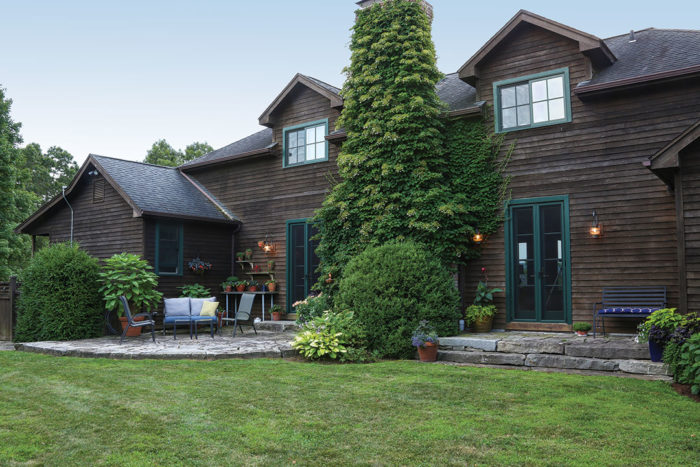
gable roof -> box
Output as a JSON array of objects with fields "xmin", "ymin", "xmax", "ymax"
[
  {"xmin": 436, "ymin": 73, "xmax": 482, "ymax": 115},
  {"xmin": 458, "ymin": 10, "xmax": 615, "ymax": 85},
  {"xmin": 576, "ymin": 29, "xmax": 700, "ymax": 95},
  {"xmin": 181, "ymin": 128, "xmax": 276, "ymax": 169},
  {"xmin": 258, "ymin": 73, "xmax": 344, "ymax": 127},
  {"xmin": 16, "ymin": 155, "xmax": 237, "ymax": 234},
  {"xmin": 648, "ymin": 120, "xmax": 700, "ymax": 171}
]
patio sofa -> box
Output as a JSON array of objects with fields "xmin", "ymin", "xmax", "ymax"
[{"xmin": 163, "ymin": 297, "xmax": 218, "ymax": 339}]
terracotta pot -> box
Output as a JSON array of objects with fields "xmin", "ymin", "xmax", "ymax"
[
  {"xmin": 272, "ymin": 312, "xmax": 282, "ymax": 321},
  {"xmin": 473, "ymin": 315, "xmax": 493, "ymax": 333},
  {"xmin": 248, "ymin": 286, "xmax": 258, "ymax": 292},
  {"xmin": 417, "ymin": 342, "xmax": 438, "ymax": 362},
  {"xmin": 119, "ymin": 315, "xmax": 144, "ymax": 337},
  {"xmin": 236, "ymin": 284, "xmax": 246, "ymax": 292},
  {"xmin": 267, "ymin": 283, "xmax": 277, "ymax": 292},
  {"xmin": 225, "ymin": 285, "xmax": 233, "ymax": 292},
  {"xmin": 576, "ymin": 330, "xmax": 588, "ymax": 336}
]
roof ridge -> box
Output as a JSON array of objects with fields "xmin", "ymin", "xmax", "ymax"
[
  {"xmin": 90, "ymin": 153, "xmax": 178, "ymax": 170},
  {"xmin": 603, "ymin": 27, "xmax": 700, "ymax": 40}
]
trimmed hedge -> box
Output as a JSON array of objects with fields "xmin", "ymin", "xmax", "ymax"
[
  {"xmin": 14, "ymin": 243, "xmax": 102, "ymax": 342},
  {"xmin": 336, "ymin": 241, "xmax": 460, "ymax": 358}
]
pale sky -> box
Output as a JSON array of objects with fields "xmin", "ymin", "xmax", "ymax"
[{"xmin": 1, "ymin": 0, "xmax": 697, "ymax": 166}]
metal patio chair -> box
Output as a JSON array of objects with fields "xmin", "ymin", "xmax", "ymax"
[
  {"xmin": 119, "ymin": 296, "xmax": 157, "ymax": 344},
  {"xmin": 227, "ymin": 293, "xmax": 258, "ymax": 337}
]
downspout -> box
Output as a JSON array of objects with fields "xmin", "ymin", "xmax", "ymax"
[{"xmin": 62, "ymin": 186, "xmax": 74, "ymax": 245}]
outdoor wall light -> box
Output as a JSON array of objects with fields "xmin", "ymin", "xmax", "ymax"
[
  {"xmin": 589, "ymin": 210, "xmax": 602, "ymax": 238},
  {"xmin": 258, "ymin": 236, "xmax": 276, "ymax": 255},
  {"xmin": 472, "ymin": 229, "xmax": 484, "ymax": 244}
]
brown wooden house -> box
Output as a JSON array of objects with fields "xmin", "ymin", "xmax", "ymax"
[{"xmin": 16, "ymin": 4, "xmax": 700, "ymax": 332}]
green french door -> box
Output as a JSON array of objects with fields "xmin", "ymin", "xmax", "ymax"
[
  {"xmin": 506, "ymin": 196, "xmax": 571, "ymax": 323},
  {"xmin": 286, "ymin": 219, "xmax": 320, "ymax": 312}
]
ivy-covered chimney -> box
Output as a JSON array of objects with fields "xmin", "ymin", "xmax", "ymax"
[{"xmin": 355, "ymin": 0, "xmax": 433, "ymax": 20}]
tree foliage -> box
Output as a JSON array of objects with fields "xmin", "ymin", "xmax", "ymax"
[
  {"xmin": 315, "ymin": 0, "xmax": 509, "ymax": 293},
  {"xmin": 17, "ymin": 143, "xmax": 79, "ymax": 202},
  {"xmin": 144, "ymin": 139, "xmax": 213, "ymax": 167}
]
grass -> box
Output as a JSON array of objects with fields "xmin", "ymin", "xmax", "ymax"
[{"xmin": 0, "ymin": 352, "xmax": 698, "ymax": 466}]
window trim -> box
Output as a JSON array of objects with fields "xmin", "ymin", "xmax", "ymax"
[
  {"xmin": 493, "ymin": 68, "xmax": 572, "ymax": 134},
  {"xmin": 154, "ymin": 221, "xmax": 183, "ymax": 276},
  {"xmin": 282, "ymin": 118, "xmax": 329, "ymax": 168}
]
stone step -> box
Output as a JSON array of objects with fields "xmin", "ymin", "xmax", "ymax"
[
  {"xmin": 256, "ymin": 320, "xmax": 299, "ymax": 332},
  {"xmin": 438, "ymin": 350, "xmax": 670, "ymax": 377}
]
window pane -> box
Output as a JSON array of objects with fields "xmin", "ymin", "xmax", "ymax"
[
  {"xmin": 289, "ymin": 131, "xmax": 297, "ymax": 148},
  {"xmin": 158, "ymin": 224, "xmax": 179, "ymax": 274},
  {"xmin": 517, "ymin": 105, "xmax": 530, "ymax": 126},
  {"xmin": 500, "ymin": 86, "xmax": 516, "ymax": 108},
  {"xmin": 315, "ymin": 125, "xmax": 325, "ymax": 143},
  {"xmin": 533, "ymin": 101, "xmax": 548, "ymax": 123},
  {"xmin": 288, "ymin": 147, "xmax": 297, "ymax": 164},
  {"xmin": 502, "ymin": 107, "xmax": 517, "ymax": 128},
  {"xmin": 306, "ymin": 143, "xmax": 316, "ymax": 160},
  {"xmin": 516, "ymin": 84, "xmax": 529, "ymax": 105},
  {"xmin": 548, "ymin": 98, "xmax": 565, "ymax": 121},
  {"xmin": 547, "ymin": 76, "xmax": 564, "ymax": 99},
  {"xmin": 297, "ymin": 130, "xmax": 305, "ymax": 146},
  {"xmin": 298, "ymin": 145, "xmax": 306, "ymax": 162},
  {"xmin": 306, "ymin": 128, "xmax": 315, "ymax": 146},
  {"xmin": 531, "ymin": 80, "xmax": 547, "ymax": 102},
  {"xmin": 316, "ymin": 142, "xmax": 325, "ymax": 159}
]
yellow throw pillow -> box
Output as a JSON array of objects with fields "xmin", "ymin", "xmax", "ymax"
[{"xmin": 200, "ymin": 301, "xmax": 219, "ymax": 317}]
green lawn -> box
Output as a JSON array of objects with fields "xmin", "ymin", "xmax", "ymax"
[{"xmin": 0, "ymin": 353, "xmax": 698, "ymax": 466}]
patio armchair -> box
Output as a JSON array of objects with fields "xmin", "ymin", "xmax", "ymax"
[
  {"xmin": 229, "ymin": 293, "xmax": 258, "ymax": 337},
  {"xmin": 119, "ymin": 296, "xmax": 156, "ymax": 344}
]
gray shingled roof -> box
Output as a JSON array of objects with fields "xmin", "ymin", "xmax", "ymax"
[
  {"xmin": 302, "ymin": 74, "xmax": 342, "ymax": 95},
  {"xmin": 92, "ymin": 155, "xmax": 235, "ymax": 222},
  {"xmin": 181, "ymin": 128, "xmax": 273, "ymax": 168},
  {"xmin": 436, "ymin": 73, "xmax": 478, "ymax": 111},
  {"xmin": 580, "ymin": 29, "xmax": 700, "ymax": 88}
]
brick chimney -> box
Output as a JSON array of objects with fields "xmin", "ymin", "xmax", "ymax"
[{"xmin": 355, "ymin": 0, "xmax": 433, "ymax": 21}]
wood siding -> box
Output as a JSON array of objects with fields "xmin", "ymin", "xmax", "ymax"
[
  {"xmin": 465, "ymin": 23, "xmax": 700, "ymax": 331},
  {"xmin": 24, "ymin": 174, "xmax": 144, "ymax": 259},
  {"xmin": 682, "ymin": 140, "xmax": 700, "ymax": 312},
  {"xmin": 186, "ymin": 85, "xmax": 341, "ymax": 316}
]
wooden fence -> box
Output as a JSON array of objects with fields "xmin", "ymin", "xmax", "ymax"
[{"xmin": 0, "ymin": 277, "xmax": 18, "ymax": 340}]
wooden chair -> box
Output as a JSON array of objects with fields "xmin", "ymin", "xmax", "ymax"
[{"xmin": 119, "ymin": 296, "xmax": 156, "ymax": 344}]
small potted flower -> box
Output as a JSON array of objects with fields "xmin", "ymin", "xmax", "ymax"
[
  {"xmin": 412, "ymin": 320, "xmax": 439, "ymax": 362},
  {"xmin": 253, "ymin": 264, "xmax": 261, "ymax": 272},
  {"xmin": 245, "ymin": 248, "xmax": 253, "ymax": 260},
  {"xmin": 235, "ymin": 280, "xmax": 248, "ymax": 292},
  {"xmin": 465, "ymin": 267, "xmax": 502, "ymax": 333},
  {"xmin": 573, "ymin": 322, "xmax": 592, "ymax": 336},
  {"xmin": 265, "ymin": 280, "xmax": 277, "ymax": 292},
  {"xmin": 247, "ymin": 280, "xmax": 260, "ymax": 292},
  {"xmin": 267, "ymin": 260, "xmax": 275, "ymax": 271},
  {"xmin": 270, "ymin": 305, "xmax": 284, "ymax": 321},
  {"xmin": 236, "ymin": 251, "xmax": 245, "ymax": 262},
  {"xmin": 220, "ymin": 276, "xmax": 238, "ymax": 292}
]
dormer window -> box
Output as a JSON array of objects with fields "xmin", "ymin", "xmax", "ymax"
[
  {"xmin": 283, "ymin": 119, "xmax": 329, "ymax": 167},
  {"xmin": 494, "ymin": 68, "xmax": 571, "ymax": 133}
]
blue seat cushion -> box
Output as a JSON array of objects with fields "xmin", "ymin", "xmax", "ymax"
[
  {"xmin": 597, "ymin": 307, "xmax": 660, "ymax": 315},
  {"xmin": 191, "ymin": 316, "xmax": 217, "ymax": 323},
  {"xmin": 163, "ymin": 315, "xmax": 192, "ymax": 324}
]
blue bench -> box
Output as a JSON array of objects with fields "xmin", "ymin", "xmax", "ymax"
[
  {"xmin": 163, "ymin": 297, "xmax": 218, "ymax": 339},
  {"xmin": 593, "ymin": 287, "xmax": 666, "ymax": 337}
]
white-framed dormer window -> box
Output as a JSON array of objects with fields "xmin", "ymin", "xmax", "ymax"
[
  {"xmin": 493, "ymin": 68, "xmax": 571, "ymax": 133},
  {"xmin": 283, "ymin": 119, "xmax": 328, "ymax": 167}
]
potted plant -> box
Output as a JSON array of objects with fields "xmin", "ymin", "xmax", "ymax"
[
  {"xmin": 265, "ymin": 280, "xmax": 277, "ymax": 292},
  {"xmin": 465, "ymin": 268, "xmax": 502, "ymax": 333},
  {"xmin": 267, "ymin": 260, "xmax": 275, "ymax": 271},
  {"xmin": 270, "ymin": 305, "xmax": 284, "ymax": 321},
  {"xmin": 235, "ymin": 280, "xmax": 248, "ymax": 292},
  {"xmin": 187, "ymin": 257, "xmax": 212, "ymax": 275},
  {"xmin": 245, "ymin": 248, "xmax": 253, "ymax": 260},
  {"xmin": 247, "ymin": 280, "xmax": 260, "ymax": 292},
  {"xmin": 412, "ymin": 320, "xmax": 439, "ymax": 362},
  {"xmin": 637, "ymin": 308, "xmax": 685, "ymax": 362},
  {"xmin": 98, "ymin": 253, "xmax": 163, "ymax": 337},
  {"xmin": 236, "ymin": 251, "xmax": 245, "ymax": 262},
  {"xmin": 573, "ymin": 322, "xmax": 592, "ymax": 336},
  {"xmin": 220, "ymin": 276, "xmax": 238, "ymax": 292},
  {"xmin": 253, "ymin": 264, "xmax": 261, "ymax": 272}
]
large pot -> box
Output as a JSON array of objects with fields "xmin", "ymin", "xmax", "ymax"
[
  {"xmin": 119, "ymin": 316, "xmax": 145, "ymax": 337},
  {"xmin": 272, "ymin": 311, "xmax": 282, "ymax": 321},
  {"xmin": 473, "ymin": 315, "xmax": 493, "ymax": 333},
  {"xmin": 649, "ymin": 340, "xmax": 664, "ymax": 362},
  {"xmin": 417, "ymin": 342, "xmax": 438, "ymax": 362}
]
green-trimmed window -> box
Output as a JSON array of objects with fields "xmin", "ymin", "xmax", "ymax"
[
  {"xmin": 494, "ymin": 68, "xmax": 571, "ymax": 133},
  {"xmin": 283, "ymin": 119, "xmax": 328, "ymax": 167},
  {"xmin": 155, "ymin": 221, "xmax": 183, "ymax": 276}
]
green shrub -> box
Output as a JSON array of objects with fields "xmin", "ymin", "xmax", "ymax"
[
  {"xmin": 573, "ymin": 322, "xmax": 592, "ymax": 332},
  {"xmin": 98, "ymin": 253, "xmax": 162, "ymax": 315},
  {"xmin": 663, "ymin": 342, "xmax": 683, "ymax": 378},
  {"xmin": 14, "ymin": 243, "xmax": 102, "ymax": 342},
  {"xmin": 292, "ymin": 310, "xmax": 373, "ymax": 363},
  {"xmin": 293, "ymin": 293, "xmax": 329, "ymax": 324},
  {"xmin": 336, "ymin": 241, "xmax": 460, "ymax": 359},
  {"xmin": 178, "ymin": 283, "xmax": 211, "ymax": 298},
  {"xmin": 675, "ymin": 334, "xmax": 700, "ymax": 394}
]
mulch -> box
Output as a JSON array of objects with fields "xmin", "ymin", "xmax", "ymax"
[{"xmin": 671, "ymin": 382, "xmax": 700, "ymax": 402}]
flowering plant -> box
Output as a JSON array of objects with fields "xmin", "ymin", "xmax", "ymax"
[
  {"xmin": 411, "ymin": 320, "xmax": 438, "ymax": 347},
  {"xmin": 188, "ymin": 257, "xmax": 212, "ymax": 274},
  {"xmin": 293, "ymin": 293, "xmax": 328, "ymax": 324}
]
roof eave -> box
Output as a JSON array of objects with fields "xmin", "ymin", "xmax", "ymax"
[
  {"xmin": 140, "ymin": 211, "xmax": 238, "ymax": 225},
  {"xmin": 180, "ymin": 144, "xmax": 278, "ymax": 171},
  {"xmin": 575, "ymin": 65, "xmax": 700, "ymax": 97},
  {"xmin": 443, "ymin": 102, "xmax": 486, "ymax": 119},
  {"xmin": 649, "ymin": 119, "xmax": 700, "ymax": 172}
]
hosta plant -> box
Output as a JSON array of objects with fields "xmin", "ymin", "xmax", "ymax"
[
  {"xmin": 178, "ymin": 283, "xmax": 211, "ymax": 298},
  {"xmin": 98, "ymin": 253, "xmax": 163, "ymax": 316}
]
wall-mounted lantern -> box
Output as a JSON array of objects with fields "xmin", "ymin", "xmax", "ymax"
[
  {"xmin": 258, "ymin": 236, "xmax": 277, "ymax": 255},
  {"xmin": 472, "ymin": 229, "xmax": 484, "ymax": 244},
  {"xmin": 589, "ymin": 210, "xmax": 602, "ymax": 238}
]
